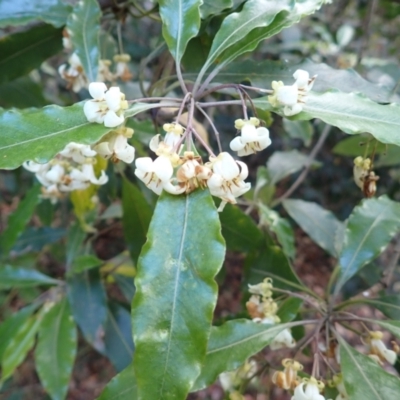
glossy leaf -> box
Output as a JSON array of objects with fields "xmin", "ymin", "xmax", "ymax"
[
  {"xmin": 200, "ymin": 0, "xmax": 233, "ymax": 19},
  {"xmin": 67, "ymin": 0, "xmax": 101, "ymax": 82},
  {"xmin": 104, "ymin": 303, "xmax": 134, "ymax": 372},
  {"xmin": 246, "ymin": 242, "xmax": 304, "ymax": 292},
  {"xmin": 0, "ymin": 304, "xmax": 38, "ymax": 361},
  {"xmin": 219, "ymin": 59, "xmax": 394, "ymax": 103},
  {"xmin": 36, "ymin": 298, "xmax": 77, "ymax": 400},
  {"xmin": 339, "ymin": 337, "xmax": 400, "ymax": 400},
  {"xmin": 1, "ymin": 307, "xmax": 44, "ymax": 382},
  {"xmin": 67, "ymin": 269, "xmax": 107, "ymax": 351},
  {"xmin": 335, "ymin": 196, "xmax": 400, "ymax": 293},
  {"xmin": 158, "ymin": 0, "xmax": 202, "ymax": 62},
  {"xmin": 0, "ymin": 184, "xmax": 41, "ymax": 256},
  {"xmin": 258, "ymin": 204, "xmax": 295, "ymax": 259},
  {"xmin": 71, "ymin": 254, "xmax": 103, "ymax": 274},
  {"xmin": 13, "ymin": 227, "xmax": 66, "ymax": 253},
  {"xmin": 97, "ymin": 362, "xmax": 137, "ymax": 400},
  {"xmin": 0, "ymin": 265, "xmax": 61, "ymax": 289},
  {"xmin": 0, "ymin": 24, "xmax": 63, "ymax": 86},
  {"xmin": 362, "ymin": 296, "xmax": 400, "ymax": 320},
  {"xmin": 132, "ymin": 190, "xmax": 225, "ymax": 400},
  {"xmin": 0, "ymin": 102, "xmax": 161, "ymax": 170},
  {"xmin": 122, "ymin": 178, "xmax": 152, "ymax": 263},
  {"xmin": 205, "ymin": 0, "xmax": 326, "ymax": 77},
  {"xmin": 277, "ymin": 297, "xmax": 303, "ymax": 323},
  {"xmin": 267, "ymin": 150, "xmax": 320, "ymax": 185},
  {"xmin": 219, "ymin": 203, "xmax": 264, "ymax": 252},
  {"xmin": 283, "ymin": 199, "xmax": 343, "ymax": 257},
  {"xmin": 191, "ymin": 319, "xmax": 295, "ymax": 391},
  {"xmin": 0, "ymin": 0, "xmax": 71, "ymax": 28}
]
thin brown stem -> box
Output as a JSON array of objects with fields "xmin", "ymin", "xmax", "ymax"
[{"xmin": 195, "ymin": 104, "xmax": 222, "ymax": 153}]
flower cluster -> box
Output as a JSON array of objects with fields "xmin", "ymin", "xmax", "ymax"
[
  {"xmin": 84, "ymin": 82, "xmax": 128, "ymax": 128},
  {"xmin": 268, "ymin": 69, "xmax": 316, "ymax": 116},
  {"xmin": 246, "ymin": 278, "xmax": 295, "ymax": 350},
  {"xmin": 23, "ymin": 142, "xmax": 108, "ymax": 203},
  {"xmin": 353, "ymin": 156, "xmax": 379, "ymax": 198}
]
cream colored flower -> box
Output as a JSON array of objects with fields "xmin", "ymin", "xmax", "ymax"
[
  {"xmin": 367, "ymin": 331, "xmax": 397, "ymax": 364},
  {"xmin": 268, "ymin": 69, "xmax": 316, "ymax": 116},
  {"xmin": 58, "ymin": 52, "xmax": 88, "ymax": 92},
  {"xmin": 272, "ymin": 358, "xmax": 303, "ymax": 390},
  {"xmin": 114, "ymin": 54, "xmax": 133, "ymax": 81},
  {"xmin": 230, "ymin": 118, "xmax": 271, "ymax": 156},
  {"xmin": 292, "ymin": 377, "xmax": 326, "ymax": 400}
]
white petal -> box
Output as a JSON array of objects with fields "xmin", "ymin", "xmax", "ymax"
[
  {"xmin": 277, "ymin": 85, "xmax": 298, "ymax": 106},
  {"xmin": 213, "ymin": 152, "xmax": 239, "ymax": 180},
  {"xmin": 135, "ymin": 157, "xmax": 154, "ymax": 173},
  {"xmin": 104, "ymin": 110, "xmax": 124, "ymax": 128},
  {"xmin": 207, "ymin": 174, "xmax": 224, "ymax": 191},
  {"xmin": 283, "ymin": 103, "xmax": 303, "ymax": 116},
  {"xmin": 149, "ymin": 134, "xmax": 161, "ymax": 152},
  {"xmin": 257, "ymin": 129, "xmax": 272, "ymax": 150},
  {"xmin": 89, "ymin": 82, "xmax": 107, "ymax": 100},
  {"xmin": 293, "ymin": 69, "xmax": 310, "ymax": 88},
  {"xmin": 163, "ymin": 181, "xmax": 185, "ymax": 195},
  {"xmin": 153, "ymin": 156, "xmax": 173, "ymax": 182},
  {"xmin": 91, "ymin": 170, "xmax": 109, "ymax": 185},
  {"xmin": 105, "ymin": 87, "xmax": 122, "ymax": 111},
  {"xmin": 236, "ymin": 160, "xmax": 249, "ymax": 180},
  {"xmin": 238, "ymin": 147, "xmax": 255, "ymax": 157},
  {"xmin": 292, "ymin": 382, "xmax": 308, "ymax": 400},
  {"xmin": 45, "ymin": 164, "xmax": 64, "ymax": 183},
  {"xmin": 230, "ymin": 136, "xmax": 246, "ymax": 152},
  {"xmin": 94, "ymin": 142, "xmax": 112, "ymax": 158},
  {"xmin": 84, "ymin": 101, "xmax": 102, "ymax": 123},
  {"xmin": 116, "ymin": 143, "xmax": 135, "ymax": 164},
  {"xmin": 164, "ymin": 131, "xmax": 181, "ymax": 149},
  {"xmin": 241, "ymin": 124, "xmax": 258, "ymax": 143}
]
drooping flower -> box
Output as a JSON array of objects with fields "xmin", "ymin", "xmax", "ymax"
[
  {"xmin": 332, "ymin": 374, "xmax": 349, "ymax": 400},
  {"xmin": 83, "ymin": 82, "xmax": 128, "ymax": 128},
  {"xmin": 269, "ymin": 327, "xmax": 296, "ymax": 350},
  {"xmin": 206, "ymin": 152, "xmax": 251, "ymax": 212},
  {"xmin": 94, "ymin": 127, "xmax": 135, "ymax": 164},
  {"xmin": 58, "ymin": 52, "xmax": 88, "ymax": 92},
  {"xmin": 230, "ymin": 118, "xmax": 271, "ymax": 156},
  {"xmin": 114, "ymin": 53, "xmax": 133, "ymax": 81},
  {"xmin": 59, "ymin": 142, "xmax": 97, "ymax": 164},
  {"xmin": 134, "ymin": 156, "xmax": 185, "ymax": 195},
  {"xmin": 353, "ymin": 156, "xmax": 379, "ymax": 198},
  {"xmin": 272, "ymin": 358, "xmax": 303, "ymax": 390},
  {"xmin": 219, "ymin": 359, "xmax": 257, "ymax": 393},
  {"xmin": 268, "ymin": 69, "xmax": 316, "ymax": 116},
  {"xmin": 163, "ymin": 122, "xmax": 185, "ymax": 150},
  {"xmin": 97, "ymin": 59, "xmax": 114, "ymax": 82},
  {"xmin": 291, "ymin": 377, "xmax": 326, "ymax": 400},
  {"xmin": 366, "ymin": 331, "xmax": 397, "ymax": 365}
]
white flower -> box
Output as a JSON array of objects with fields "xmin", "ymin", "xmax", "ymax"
[
  {"xmin": 113, "ymin": 54, "xmax": 132, "ymax": 81},
  {"xmin": 135, "ymin": 156, "xmax": 185, "ymax": 195},
  {"xmin": 268, "ymin": 69, "xmax": 316, "ymax": 116},
  {"xmin": 59, "ymin": 142, "xmax": 97, "ymax": 164},
  {"xmin": 230, "ymin": 118, "xmax": 271, "ymax": 156},
  {"xmin": 367, "ymin": 331, "xmax": 397, "ymax": 365},
  {"xmin": 83, "ymin": 82, "xmax": 128, "ymax": 128},
  {"xmin": 97, "ymin": 59, "xmax": 114, "ymax": 82},
  {"xmin": 68, "ymin": 163, "xmax": 108, "ymax": 186},
  {"xmin": 94, "ymin": 128, "xmax": 135, "ymax": 164},
  {"xmin": 58, "ymin": 52, "xmax": 88, "ymax": 92},
  {"xmin": 292, "ymin": 378, "xmax": 326, "ymax": 400},
  {"xmin": 272, "ymin": 358, "xmax": 303, "ymax": 390},
  {"xmin": 207, "ymin": 152, "xmax": 251, "ymax": 212},
  {"xmin": 163, "ymin": 123, "xmax": 184, "ymax": 150},
  {"xmin": 248, "ymin": 278, "xmax": 273, "ymax": 297},
  {"xmin": 270, "ymin": 327, "xmax": 296, "ymax": 350}
]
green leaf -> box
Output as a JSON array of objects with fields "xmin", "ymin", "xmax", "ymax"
[
  {"xmin": 67, "ymin": 269, "xmax": 107, "ymax": 350},
  {"xmin": 246, "ymin": 242, "xmax": 304, "ymax": 291},
  {"xmin": 219, "ymin": 203, "xmax": 264, "ymax": 252},
  {"xmin": 200, "ymin": 0, "xmax": 233, "ymax": 19},
  {"xmin": 0, "ymin": 265, "xmax": 61, "ymax": 289},
  {"xmin": 332, "ymin": 134, "xmax": 387, "ymax": 157},
  {"xmin": 283, "ymin": 119, "xmax": 314, "ymax": 147},
  {"xmin": 191, "ymin": 319, "xmax": 294, "ymax": 391},
  {"xmin": 104, "ymin": 303, "xmax": 134, "ymax": 372},
  {"xmin": 0, "ymin": 76, "xmax": 49, "ymax": 109},
  {"xmin": 0, "ymin": 303, "xmax": 38, "ymax": 361},
  {"xmin": 277, "ymin": 297, "xmax": 303, "ymax": 323},
  {"xmin": 113, "ymin": 274, "xmax": 135, "ymax": 302},
  {"xmin": 36, "ymin": 298, "xmax": 77, "ymax": 400},
  {"xmin": 266, "ymin": 150, "xmax": 320, "ymax": 185},
  {"xmin": 282, "ymin": 199, "xmax": 343, "ymax": 257},
  {"xmin": 1, "ymin": 307, "xmax": 44, "ymax": 382},
  {"xmin": 66, "ymin": 222, "xmax": 86, "ymax": 269},
  {"xmin": 339, "ymin": 337, "xmax": 400, "ymax": 400},
  {"xmin": 158, "ymin": 0, "xmax": 202, "ymax": 62},
  {"xmin": 280, "ymin": 91, "xmax": 400, "ymax": 146},
  {"xmin": 0, "ymin": 0, "xmax": 72, "ymax": 28},
  {"xmin": 334, "ymin": 196, "xmax": 400, "ymax": 293},
  {"xmin": 0, "ymin": 102, "xmax": 166, "ymax": 170},
  {"xmin": 362, "ymin": 296, "xmax": 400, "ymax": 320},
  {"xmin": 13, "ymin": 227, "xmax": 66, "ymax": 253},
  {"xmin": 131, "ymin": 190, "xmax": 225, "ymax": 400},
  {"xmin": 205, "ymin": 0, "xmax": 326, "ymax": 77},
  {"xmin": 67, "ymin": 0, "xmax": 101, "ymax": 82},
  {"xmin": 122, "ymin": 178, "xmax": 152, "ymax": 263},
  {"xmin": 0, "ymin": 184, "xmax": 41, "ymax": 256},
  {"xmin": 97, "ymin": 362, "xmax": 137, "ymax": 400},
  {"xmin": 71, "ymin": 254, "xmax": 103, "ymax": 274},
  {"xmin": 258, "ymin": 204, "xmax": 295, "ymax": 259},
  {"xmin": 0, "ymin": 24, "xmax": 63, "ymax": 86}
]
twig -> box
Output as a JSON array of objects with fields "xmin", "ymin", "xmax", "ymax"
[{"xmin": 196, "ymin": 104, "xmax": 222, "ymax": 153}]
